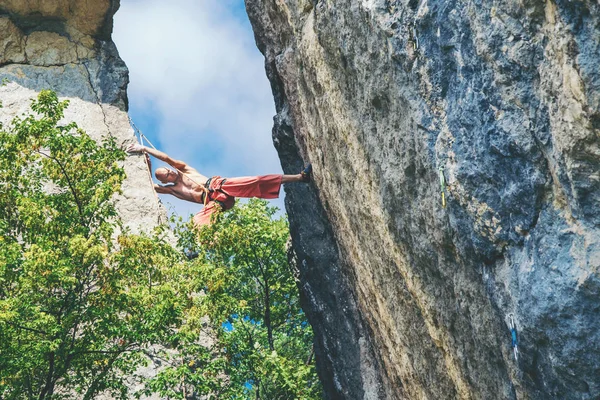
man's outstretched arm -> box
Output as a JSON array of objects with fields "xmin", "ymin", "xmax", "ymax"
[
  {"xmin": 126, "ymin": 143, "xmax": 190, "ymax": 172},
  {"xmin": 154, "ymin": 184, "xmax": 173, "ymax": 194}
]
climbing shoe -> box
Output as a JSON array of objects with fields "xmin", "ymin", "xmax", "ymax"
[{"xmin": 300, "ymin": 163, "xmax": 312, "ymax": 182}]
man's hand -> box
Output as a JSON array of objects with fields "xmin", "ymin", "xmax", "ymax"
[{"xmin": 126, "ymin": 143, "xmax": 145, "ymax": 153}]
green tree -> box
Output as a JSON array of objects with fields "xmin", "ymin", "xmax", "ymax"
[
  {"xmin": 0, "ymin": 89, "xmax": 322, "ymax": 399},
  {"xmin": 147, "ymin": 200, "xmax": 322, "ymax": 399},
  {"xmin": 0, "ymin": 90, "xmax": 190, "ymax": 399}
]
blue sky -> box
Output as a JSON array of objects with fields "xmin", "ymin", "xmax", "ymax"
[{"xmin": 113, "ymin": 0, "xmax": 284, "ymax": 219}]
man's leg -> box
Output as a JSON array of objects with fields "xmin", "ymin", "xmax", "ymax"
[
  {"xmin": 281, "ymin": 174, "xmax": 303, "ymax": 183},
  {"xmin": 219, "ymin": 174, "xmax": 283, "ymax": 199},
  {"xmin": 282, "ymin": 164, "xmax": 311, "ymax": 183},
  {"xmin": 215, "ymin": 165, "xmax": 311, "ymax": 199}
]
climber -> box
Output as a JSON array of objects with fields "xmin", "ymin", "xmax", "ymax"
[{"xmin": 126, "ymin": 143, "xmax": 311, "ymax": 227}]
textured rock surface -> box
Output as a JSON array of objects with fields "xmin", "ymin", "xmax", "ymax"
[
  {"xmin": 0, "ymin": 1, "xmax": 166, "ymax": 397},
  {"xmin": 0, "ymin": 0, "xmax": 164, "ymax": 234},
  {"xmin": 246, "ymin": 0, "xmax": 600, "ymax": 399}
]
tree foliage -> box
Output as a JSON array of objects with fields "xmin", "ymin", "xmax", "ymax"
[
  {"xmin": 0, "ymin": 90, "xmax": 321, "ymax": 399},
  {"xmin": 0, "ymin": 91, "xmax": 190, "ymax": 399},
  {"xmin": 148, "ymin": 201, "xmax": 323, "ymax": 399}
]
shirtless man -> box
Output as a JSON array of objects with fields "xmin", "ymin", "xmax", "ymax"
[{"xmin": 126, "ymin": 143, "xmax": 311, "ymax": 226}]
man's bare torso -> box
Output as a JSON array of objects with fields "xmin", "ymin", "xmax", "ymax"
[{"xmin": 167, "ymin": 170, "xmax": 209, "ymax": 204}]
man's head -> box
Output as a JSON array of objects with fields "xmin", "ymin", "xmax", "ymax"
[{"xmin": 155, "ymin": 167, "xmax": 177, "ymax": 184}]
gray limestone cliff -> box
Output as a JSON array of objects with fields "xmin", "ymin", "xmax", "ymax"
[
  {"xmin": 0, "ymin": 0, "xmax": 163, "ymax": 234},
  {"xmin": 0, "ymin": 1, "xmax": 166, "ymax": 396},
  {"xmin": 246, "ymin": 0, "xmax": 600, "ymax": 399}
]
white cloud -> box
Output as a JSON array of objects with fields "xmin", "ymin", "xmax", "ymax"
[{"xmin": 113, "ymin": 0, "xmax": 287, "ymax": 218}]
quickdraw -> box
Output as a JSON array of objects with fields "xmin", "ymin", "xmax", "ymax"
[
  {"xmin": 438, "ymin": 166, "xmax": 446, "ymax": 208},
  {"xmin": 129, "ymin": 118, "xmax": 160, "ymax": 206},
  {"xmin": 508, "ymin": 314, "xmax": 519, "ymax": 361},
  {"xmin": 412, "ymin": 25, "xmax": 419, "ymax": 50}
]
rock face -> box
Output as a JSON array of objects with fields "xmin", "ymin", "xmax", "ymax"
[
  {"xmin": 246, "ymin": 0, "xmax": 600, "ymax": 399},
  {"xmin": 0, "ymin": 0, "xmax": 164, "ymax": 234},
  {"xmin": 0, "ymin": 2, "xmax": 166, "ymax": 398}
]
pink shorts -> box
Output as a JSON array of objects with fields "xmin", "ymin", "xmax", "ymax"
[{"xmin": 192, "ymin": 174, "xmax": 282, "ymax": 227}]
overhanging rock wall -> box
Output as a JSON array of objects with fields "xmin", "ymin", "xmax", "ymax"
[
  {"xmin": 0, "ymin": 0, "xmax": 163, "ymax": 234},
  {"xmin": 246, "ymin": 0, "xmax": 600, "ymax": 399}
]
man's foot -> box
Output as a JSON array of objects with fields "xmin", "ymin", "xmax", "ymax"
[{"xmin": 300, "ymin": 164, "xmax": 312, "ymax": 182}]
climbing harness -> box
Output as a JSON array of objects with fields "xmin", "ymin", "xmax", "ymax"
[
  {"xmin": 128, "ymin": 118, "xmax": 215, "ymax": 208},
  {"xmin": 202, "ymin": 177, "xmax": 229, "ymax": 211},
  {"xmin": 438, "ymin": 166, "xmax": 447, "ymax": 208},
  {"xmin": 508, "ymin": 314, "xmax": 519, "ymax": 361}
]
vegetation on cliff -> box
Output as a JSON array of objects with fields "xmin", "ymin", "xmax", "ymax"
[{"xmin": 0, "ymin": 91, "xmax": 321, "ymax": 399}]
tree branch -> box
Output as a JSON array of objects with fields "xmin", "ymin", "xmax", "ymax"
[
  {"xmin": 36, "ymin": 150, "xmax": 86, "ymax": 226},
  {"xmin": 5, "ymin": 321, "xmax": 48, "ymax": 336},
  {"xmin": 38, "ymin": 352, "xmax": 55, "ymax": 400}
]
